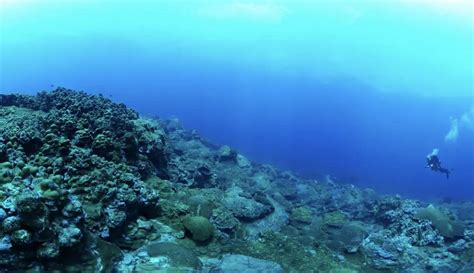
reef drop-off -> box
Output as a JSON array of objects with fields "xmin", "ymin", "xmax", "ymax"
[{"xmin": 0, "ymin": 88, "xmax": 473, "ymax": 273}]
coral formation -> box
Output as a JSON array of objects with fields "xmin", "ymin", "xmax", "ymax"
[
  {"xmin": 183, "ymin": 216, "xmax": 214, "ymax": 242},
  {"xmin": 0, "ymin": 88, "xmax": 472, "ymax": 272}
]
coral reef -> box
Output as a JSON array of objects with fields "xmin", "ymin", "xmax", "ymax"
[{"xmin": 0, "ymin": 88, "xmax": 472, "ymax": 272}]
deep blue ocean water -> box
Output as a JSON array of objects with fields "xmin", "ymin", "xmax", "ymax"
[{"xmin": 1, "ymin": 1, "xmax": 472, "ymax": 200}]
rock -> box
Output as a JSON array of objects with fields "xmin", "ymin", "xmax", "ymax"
[
  {"xmin": 16, "ymin": 191, "xmax": 45, "ymax": 216},
  {"xmin": 244, "ymin": 196, "xmax": 289, "ymax": 240},
  {"xmin": 105, "ymin": 202, "xmax": 128, "ymax": 230},
  {"xmin": 0, "ymin": 168, "xmax": 13, "ymax": 184},
  {"xmin": 0, "ymin": 208, "xmax": 6, "ymax": 221},
  {"xmin": 224, "ymin": 187, "xmax": 273, "ymax": 221},
  {"xmin": 323, "ymin": 210, "xmax": 348, "ymax": 228},
  {"xmin": 236, "ymin": 154, "xmax": 251, "ymax": 168},
  {"xmin": 425, "ymin": 250, "xmax": 463, "ymax": 273},
  {"xmin": 0, "ymin": 236, "xmax": 12, "ymax": 251},
  {"xmin": 410, "ymin": 220, "xmax": 445, "ymax": 246},
  {"xmin": 211, "ymin": 207, "xmax": 239, "ymax": 232},
  {"xmin": 146, "ymin": 242, "xmax": 202, "ymax": 269},
  {"xmin": 37, "ymin": 242, "xmax": 60, "ymax": 259},
  {"xmin": 58, "ymin": 225, "xmax": 83, "ymax": 247},
  {"xmin": 210, "ymin": 254, "xmax": 284, "ymax": 273},
  {"xmin": 2, "ymin": 216, "xmax": 20, "ymax": 233},
  {"xmin": 11, "ymin": 229, "xmax": 32, "ymax": 246},
  {"xmin": 93, "ymin": 236, "xmax": 123, "ymax": 273},
  {"xmin": 192, "ymin": 166, "xmax": 215, "ymax": 188},
  {"xmin": 217, "ymin": 145, "xmax": 237, "ymax": 162},
  {"xmin": 252, "ymin": 174, "xmax": 272, "ymax": 191},
  {"xmin": 1, "ymin": 196, "xmax": 17, "ymax": 214},
  {"xmin": 290, "ymin": 206, "xmax": 313, "ymax": 224},
  {"xmin": 361, "ymin": 232, "xmax": 407, "ymax": 269},
  {"xmin": 114, "ymin": 242, "xmax": 202, "ymax": 272},
  {"xmin": 447, "ymin": 239, "xmax": 467, "ymax": 253},
  {"xmin": 459, "ymin": 261, "xmax": 474, "ymax": 273}
]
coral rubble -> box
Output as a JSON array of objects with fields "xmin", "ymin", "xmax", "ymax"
[{"xmin": 0, "ymin": 88, "xmax": 472, "ymax": 272}]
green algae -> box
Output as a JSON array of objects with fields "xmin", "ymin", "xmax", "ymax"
[
  {"xmin": 183, "ymin": 216, "xmax": 214, "ymax": 242},
  {"xmin": 416, "ymin": 205, "xmax": 465, "ymax": 239}
]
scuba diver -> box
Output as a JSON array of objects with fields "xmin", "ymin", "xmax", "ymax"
[{"xmin": 426, "ymin": 149, "xmax": 451, "ymax": 179}]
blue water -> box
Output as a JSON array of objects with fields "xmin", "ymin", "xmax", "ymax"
[{"xmin": 0, "ymin": 1, "xmax": 473, "ymax": 200}]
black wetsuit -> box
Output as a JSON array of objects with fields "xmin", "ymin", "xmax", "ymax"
[{"xmin": 426, "ymin": 155, "xmax": 450, "ymax": 179}]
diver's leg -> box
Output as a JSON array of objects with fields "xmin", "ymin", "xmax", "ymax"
[{"xmin": 439, "ymin": 168, "xmax": 450, "ymax": 179}]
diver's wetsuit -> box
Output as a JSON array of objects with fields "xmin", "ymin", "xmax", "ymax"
[{"xmin": 426, "ymin": 155, "xmax": 450, "ymax": 179}]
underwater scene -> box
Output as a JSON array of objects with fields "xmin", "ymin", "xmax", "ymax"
[{"xmin": 0, "ymin": 1, "xmax": 473, "ymax": 272}]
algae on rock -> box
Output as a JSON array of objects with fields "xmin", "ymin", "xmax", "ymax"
[{"xmin": 416, "ymin": 204, "xmax": 465, "ymax": 239}]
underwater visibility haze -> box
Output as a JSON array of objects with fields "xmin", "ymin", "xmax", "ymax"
[
  {"xmin": 0, "ymin": 1, "xmax": 474, "ymax": 272},
  {"xmin": 1, "ymin": 0, "xmax": 473, "ymax": 199}
]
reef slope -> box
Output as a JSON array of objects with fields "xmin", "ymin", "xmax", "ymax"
[{"xmin": 0, "ymin": 88, "xmax": 473, "ymax": 273}]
